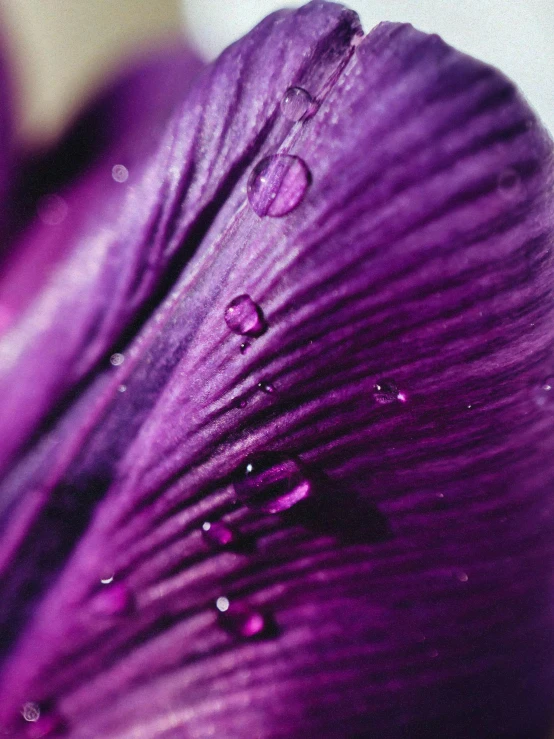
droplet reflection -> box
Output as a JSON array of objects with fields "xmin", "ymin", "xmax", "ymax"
[
  {"xmin": 224, "ymin": 295, "xmax": 266, "ymax": 337},
  {"xmin": 281, "ymin": 86, "xmax": 316, "ymax": 121},
  {"xmin": 247, "ymin": 154, "xmax": 310, "ymax": 217},
  {"xmin": 216, "ymin": 597, "xmax": 267, "ymax": 638},
  {"xmin": 234, "ymin": 452, "xmax": 312, "ymax": 514},
  {"xmin": 202, "ymin": 521, "xmax": 235, "ymax": 549}
]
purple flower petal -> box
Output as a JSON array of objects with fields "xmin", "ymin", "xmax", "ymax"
[{"xmin": 1, "ymin": 3, "xmax": 553, "ymax": 738}]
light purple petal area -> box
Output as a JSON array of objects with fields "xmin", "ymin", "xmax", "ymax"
[{"xmin": 1, "ymin": 5, "xmax": 554, "ymax": 739}]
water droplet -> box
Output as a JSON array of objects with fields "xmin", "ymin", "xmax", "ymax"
[
  {"xmin": 224, "ymin": 295, "xmax": 266, "ymax": 337},
  {"xmin": 428, "ymin": 648, "xmax": 439, "ymax": 659},
  {"xmin": 455, "ymin": 571, "xmax": 469, "ymax": 583},
  {"xmin": 202, "ymin": 521, "xmax": 235, "ymax": 548},
  {"xmin": 118, "ymin": 384, "xmax": 127, "ymax": 393},
  {"xmin": 100, "ymin": 572, "xmax": 114, "ymax": 585},
  {"xmin": 497, "ymin": 167, "xmax": 522, "ymax": 200},
  {"xmin": 37, "ymin": 194, "xmax": 68, "ymax": 226},
  {"xmin": 233, "ymin": 397, "xmax": 247, "ymax": 409},
  {"xmin": 373, "ymin": 379, "xmax": 405, "ymax": 405},
  {"xmin": 94, "ymin": 583, "xmax": 132, "ymax": 616},
  {"xmin": 216, "ymin": 597, "xmax": 267, "ymax": 637},
  {"xmin": 110, "ymin": 352, "xmax": 124, "ymax": 366},
  {"xmin": 258, "ymin": 381, "xmax": 275, "ymax": 395},
  {"xmin": 24, "ymin": 711, "xmax": 64, "ymax": 738},
  {"xmin": 281, "ymin": 87, "xmax": 315, "ymax": 121},
  {"xmin": 532, "ymin": 376, "xmax": 554, "ymax": 407},
  {"xmin": 21, "ymin": 703, "xmax": 40, "ymax": 723},
  {"xmin": 240, "ymin": 341, "xmax": 251, "ymax": 355},
  {"xmin": 247, "ymin": 154, "xmax": 310, "ymax": 217},
  {"xmin": 234, "ymin": 452, "xmax": 312, "ymax": 514},
  {"xmin": 112, "ymin": 164, "xmax": 129, "ymax": 183}
]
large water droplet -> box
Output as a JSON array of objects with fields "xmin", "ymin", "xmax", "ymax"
[
  {"xmin": 224, "ymin": 295, "xmax": 266, "ymax": 336},
  {"xmin": 281, "ymin": 87, "xmax": 315, "ymax": 121},
  {"xmin": 234, "ymin": 452, "xmax": 312, "ymax": 514},
  {"xmin": 202, "ymin": 521, "xmax": 235, "ymax": 549},
  {"xmin": 532, "ymin": 376, "xmax": 554, "ymax": 407},
  {"xmin": 216, "ymin": 597, "xmax": 267, "ymax": 638},
  {"xmin": 373, "ymin": 379, "xmax": 405, "ymax": 405},
  {"xmin": 247, "ymin": 154, "xmax": 310, "ymax": 217}
]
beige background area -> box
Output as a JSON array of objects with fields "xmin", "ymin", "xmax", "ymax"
[{"xmin": 0, "ymin": 0, "xmax": 183, "ymax": 144}]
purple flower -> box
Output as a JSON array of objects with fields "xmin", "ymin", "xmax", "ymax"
[{"xmin": 0, "ymin": 2, "xmax": 553, "ymax": 736}]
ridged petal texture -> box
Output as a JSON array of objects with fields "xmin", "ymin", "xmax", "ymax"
[{"xmin": 1, "ymin": 2, "xmax": 553, "ymax": 738}]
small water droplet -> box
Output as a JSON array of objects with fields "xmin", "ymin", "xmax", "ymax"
[
  {"xmin": 37, "ymin": 194, "xmax": 68, "ymax": 226},
  {"xmin": 240, "ymin": 341, "xmax": 251, "ymax": 355},
  {"xmin": 455, "ymin": 571, "xmax": 469, "ymax": 583},
  {"xmin": 497, "ymin": 167, "xmax": 522, "ymax": 200},
  {"xmin": 21, "ymin": 703, "xmax": 40, "ymax": 723},
  {"xmin": 224, "ymin": 295, "xmax": 266, "ymax": 336},
  {"xmin": 373, "ymin": 379, "xmax": 404, "ymax": 405},
  {"xmin": 110, "ymin": 352, "xmax": 124, "ymax": 366},
  {"xmin": 258, "ymin": 381, "xmax": 275, "ymax": 395},
  {"xmin": 100, "ymin": 572, "xmax": 114, "ymax": 585},
  {"xmin": 216, "ymin": 597, "xmax": 267, "ymax": 637},
  {"xmin": 118, "ymin": 384, "xmax": 127, "ymax": 393},
  {"xmin": 532, "ymin": 376, "xmax": 554, "ymax": 407},
  {"xmin": 428, "ymin": 648, "xmax": 439, "ymax": 659},
  {"xmin": 94, "ymin": 583, "xmax": 132, "ymax": 616},
  {"xmin": 112, "ymin": 164, "xmax": 129, "ymax": 183},
  {"xmin": 24, "ymin": 711, "xmax": 64, "ymax": 738},
  {"xmin": 280, "ymin": 86, "xmax": 316, "ymax": 121},
  {"xmin": 202, "ymin": 521, "xmax": 235, "ymax": 548},
  {"xmin": 233, "ymin": 397, "xmax": 247, "ymax": 409},
  {"xmin": 247, "ymin": 154, "xmax": 310, "ymax": 217},
  {"xmin": 234, "ymin": 452, "xmax": 312, "ymax": 514}
]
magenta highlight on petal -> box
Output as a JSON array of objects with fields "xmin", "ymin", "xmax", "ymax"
[
  {"xmin": 201, "ymin": 520, "xmax": 235, "ymax": 548},
  {"xmin": 23, "ymin": 709, "xmax": 64, "ymax": 738},
  {"xmin": 215, "ymin": 597, "xmax": 268, "ymax": 638},
  {"xmin": 93, "ymin": 582, "xmax": 133, "ymax": 616}
]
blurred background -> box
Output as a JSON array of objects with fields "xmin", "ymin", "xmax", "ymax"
[{"xmin": 1, "ymin": 0, "xmax": 553, "ymax": 144}]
